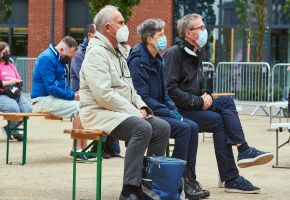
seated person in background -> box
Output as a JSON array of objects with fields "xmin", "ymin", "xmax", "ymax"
[
  {"xmin": 164, "ymin": 13, "xmax": 274, "ymax": 193},
  {"xmin": 70, "ymin": 23, "xmax": 121, "ymax": 159},
  {"xmin": 0, "ymin": 41, "xmax": 32, "ymax": 141},
  {"xmin": 31, "ymin": 36, "xmax": 90, "ymax": 161},
  {"xmin": 80, "ymin": 6, "xmax": 170, "ymax": 199}
]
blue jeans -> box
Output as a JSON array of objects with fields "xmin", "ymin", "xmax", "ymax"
[
  {"xmin": 179, "ymin": 96, "xmax": 241, "ymax": 182},
  {"xmin": 0, "ymin": 94, "xmax": 32, "ymax": 133},
  {"xmin": 160, "ymin": 117, "xmax": 199, "ymax": 180}
]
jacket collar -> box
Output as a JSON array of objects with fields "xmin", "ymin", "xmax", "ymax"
[
  {"xmin": 94, "ymin": 31, "xmax": 116, "ymax": 53},
  {"xmin": 79, "ymin": 37, "xmax": 89, "ymax": 53},
  {"xmin": 130, "ymin": 43, "xmax": 163, "ymax": 68},
  {"xmin": 49, "ymin": 43, "xmax": 61, "ymax": 62}
]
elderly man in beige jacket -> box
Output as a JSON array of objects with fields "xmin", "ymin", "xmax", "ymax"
[{"xmin": 79, "ymin": 5, "xmax": 170, "ymax": 200}]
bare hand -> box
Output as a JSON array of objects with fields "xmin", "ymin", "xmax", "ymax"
[
  {"xmin": 74, "ymin": 91, "xmax": 80, "ymax": 101},
  {"xmin": 140, "ymin": 109, "xmax": 148, "ymax": 119},
  {"xmin": 201, "ymin": 93, "xmax": 213, "ymax": 110},
  {"xmin": 9, "ymin": 79, "xmax": 21, "ymax": 85}
]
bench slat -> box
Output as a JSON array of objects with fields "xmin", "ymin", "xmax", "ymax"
[
  {"xmin": 0, "ymin": 112, "xmax": 62, "ymax": 120},
  {"xmin": 212, "ymin": 93, "xmax": 235, "ymax": 99},
  {"xmin": 64, "ymin": 129, "xmax": 106, "ymax": 140}
]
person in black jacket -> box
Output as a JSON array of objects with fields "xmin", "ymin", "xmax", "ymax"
[
  {"xmin": 128, "ymin": 18, "xmax": 210, "ymax": 200},
  {"xmin": 164, "ymin": 13, "xmax": 274, "ymax": 194}
]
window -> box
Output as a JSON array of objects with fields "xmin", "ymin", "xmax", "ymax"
[{"xmin": 65, "ymin": 0, "xmax": 93, "ymax": 44}]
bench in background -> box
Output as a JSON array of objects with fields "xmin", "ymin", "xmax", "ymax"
[{"xmin": 0, "ymin": 112, "xmax": 62, "ymax": 165}]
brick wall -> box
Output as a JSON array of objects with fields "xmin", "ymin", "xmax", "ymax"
[
  {"xmin": 54, "ymin": 0, "xmax": 65, "ymax": 44},
  {"xmin": 28, "ymin": 0, "xmax": 65, "ymax": 57},
  {"xmin": 28, "ymin": 0, "xmax": 173, "ymax": 57},
  {"xmin": 127, "ymin": 0, "xmax": 173, "ymax": 49},
  {"xmin": 28, "ymin": 0, "xmax": 51, "ymax": 57}
]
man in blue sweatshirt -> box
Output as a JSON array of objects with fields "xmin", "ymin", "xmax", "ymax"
[{"xmin": 31, "ymin": 36, "xmax": 90, "ymax": 161}]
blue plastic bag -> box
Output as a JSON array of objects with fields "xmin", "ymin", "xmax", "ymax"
[{"xmin": 142, "ymin": 156, "xmax": 187, "ymax": 200}]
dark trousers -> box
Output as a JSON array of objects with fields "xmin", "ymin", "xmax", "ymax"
[
  {"xmin": 180, "ymin": 96, "xmax": 241, "ymax": 182},
  {"xmin": 160, "ymin": 117, "xmax": 199, "ymax": 180},
  {"xmin": 110, "ymin": 116, "xmax": 170, "ymax": 186}
]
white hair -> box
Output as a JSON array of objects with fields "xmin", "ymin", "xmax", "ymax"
[{"xmin": 94, "ymin": 5, "xmax": 119, "ymax": 31}]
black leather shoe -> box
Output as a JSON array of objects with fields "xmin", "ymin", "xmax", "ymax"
[
  {"xmin": 119, "ymin": 193, "xmax": 140, "ymax": 200},
  {"xmin": 184, "ymin": 178, "xmax": 205, "ymax": 200},
  {"xmin": 191, "ymin": 180, "xmax": 210, "ymax": 198},
  {"xmin": 12, "ymin": 133, "xmax": 23, "ymax": 142}
]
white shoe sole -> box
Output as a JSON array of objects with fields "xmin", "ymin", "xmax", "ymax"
[
  {"xmin": 225, "ymin": 188, "xmax": 261, "ymax": 194},
  {"xmin": 237, "ymin": 153, "xmax": 274, "ymax": 168}
]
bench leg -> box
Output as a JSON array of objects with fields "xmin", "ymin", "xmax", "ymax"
[
  {"xmin": 22, "ymin": 117, "xmax": 28, "ymax": 165},
  {"xmin": 6, "ymin": 121, "xmax": 11, "ymax": 164},
  {"xmin": 272, "ymin": 129, "xmax": 290, "ymax": 169},
  {"xmin": 72, "ymin": 139, "xmax": 77, "ymax": 200},
  {"xmin": 96, "ymin": 139, "xmax": 103, "ymax": 200}
]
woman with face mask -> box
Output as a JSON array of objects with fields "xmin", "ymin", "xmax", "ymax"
[
  {"xmin": 0, "ymin": 42, "xmax": 32, "ymax": 141},
  {"xmin": 127, "ymin": 19, "xmax": 210, "ymax": 200}
]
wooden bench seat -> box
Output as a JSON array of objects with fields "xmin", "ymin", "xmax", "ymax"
[
  {"xmin": 0, "ymin": 112, "xmax": 62, "ymax": 121},
  {"xmin": 64, "ymin": 129, "xmax": 107, "ymax": 200},
  {"xmin": 0, "ymin": 112, "xmax": 63, "ymax": 165}
]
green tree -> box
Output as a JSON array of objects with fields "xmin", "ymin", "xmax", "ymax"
[
  {"xmin": 87, "ymin": 0, "xmax": 140, "ymax": 21},
  {"xmin": 236, "ymin": 0, "xmax": 268, "ymax": 62},
  {"xmin": 285, "ymin": 0, "xmax": 290, "ymax": 15},
  {"xmin": 0, "ymin": 0, "xmax": 12, "ymax": 22}
]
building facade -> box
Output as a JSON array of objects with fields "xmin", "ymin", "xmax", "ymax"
[{"xmin": 0, "ymin": 0, "xmax": 289, "ymax": 65}]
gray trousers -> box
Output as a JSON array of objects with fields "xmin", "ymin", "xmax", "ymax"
[{"xmin": 110, "ymin": 116, "xmax": 170, "ymax": 186}]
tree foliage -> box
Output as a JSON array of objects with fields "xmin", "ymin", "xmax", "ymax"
[
  {"xmin": 284, "ymin": 0, "xmax": 290, "ymax": 15},
  {"xmin": 236, "ymin": 0, "xmax": 268, "ymax": 62},
  {"xmin": 0, "ymin": 0, "xmax": 12, "ymax": 22},
  {"xmin": 87, "ymin": 0, "xmax": 140, "ymax": 21}
]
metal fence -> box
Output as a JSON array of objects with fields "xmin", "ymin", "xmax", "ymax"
[
  {"xmin": 215, "ymin": 62, "xmax": 271, "ymax": 102},
  {"xmin": 15, "ymin": 57, "xmax": 36, "ymax": 93},
  {"xmin": 271, "ymin": 63, "xmax": 290, "ymax": 102}
]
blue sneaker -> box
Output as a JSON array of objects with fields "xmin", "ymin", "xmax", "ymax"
[
  {"xmin": 237, "ymin": 147, "xmax": 274, "ymax": 168},
  {"xmin": 69, "ymin": 150, "xmax": 96, "ymax": 162},
  {"xmin": 225, "ymin": 176, "xmax": 261, "ymax": 194}
]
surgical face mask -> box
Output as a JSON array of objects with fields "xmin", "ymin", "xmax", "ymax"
[
  {"xmin": 2, "ymin": 52, "xmax": 11, "ymax": 64},
  {"xmin": 196, "ymin": 29, "xmax": 208, "ymax": 48},
  {"xmin": 154, "ymin": 36, "xmax": 167, "ymax": 52},
  {"xmin": 110, "ymin": 24, "xmax": 129, "ymax": 44}
]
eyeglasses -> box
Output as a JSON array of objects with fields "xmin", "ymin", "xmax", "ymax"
[{"xmin": 188, "ymin": 25, "xmax": 206, "ymax": 31}]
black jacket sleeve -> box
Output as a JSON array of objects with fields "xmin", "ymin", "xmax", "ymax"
[{"xmin": 164, "ymin": 47, "xmax": 204, "ymax": 110}]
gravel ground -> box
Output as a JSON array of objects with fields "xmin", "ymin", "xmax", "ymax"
[{"xmin": 0, "ymin": 114, "xmax": 290, "ymax": 200}]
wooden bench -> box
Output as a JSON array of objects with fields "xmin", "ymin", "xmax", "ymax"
[
  {"xmin": 270, "ymin": 123, "xmax": 290, "ymax": 169},
  {"xmin": 64, "ymin": 129, "xmax": 107, "ymax": 200},
  {"xmin": 212, "ymin": 92, "xmax": 235, "ymax": 99},
  {"xmin": 0, "ymin": 112, "xmax": 62, "ymax": 165}
]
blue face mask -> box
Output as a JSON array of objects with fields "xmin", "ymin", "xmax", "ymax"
[
  {"xmin": 196, "ymin": 29, "xmax": 208, "ymax": 48},
  {"xmin": 155, "ymin": 36, "xmax": 167, "ymax": 52}
]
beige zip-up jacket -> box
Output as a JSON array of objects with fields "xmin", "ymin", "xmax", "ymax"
[{"xmin": 79, "ymin": 31, "xmax": 149, "ymax": 134}]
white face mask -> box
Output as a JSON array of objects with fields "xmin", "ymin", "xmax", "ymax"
[
  {"xmin": 184, "ymin": 46, "xmax": 197, "ymax": 57},
  {"xmin": 114, "ymin": 25, "xmax": 129, "ymax": 44}
]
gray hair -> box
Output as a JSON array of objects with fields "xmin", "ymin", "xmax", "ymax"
[
  {"xmin": 93, "ymin": 5, "xmax": 119, "ymax": 31},
  {"xmin": 137, "ymin": 19, "xmax": 165, "ymax": 44},
  {"xmin": 177, "ymin": 13, "xmax": 202, "ymax": 38}
]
